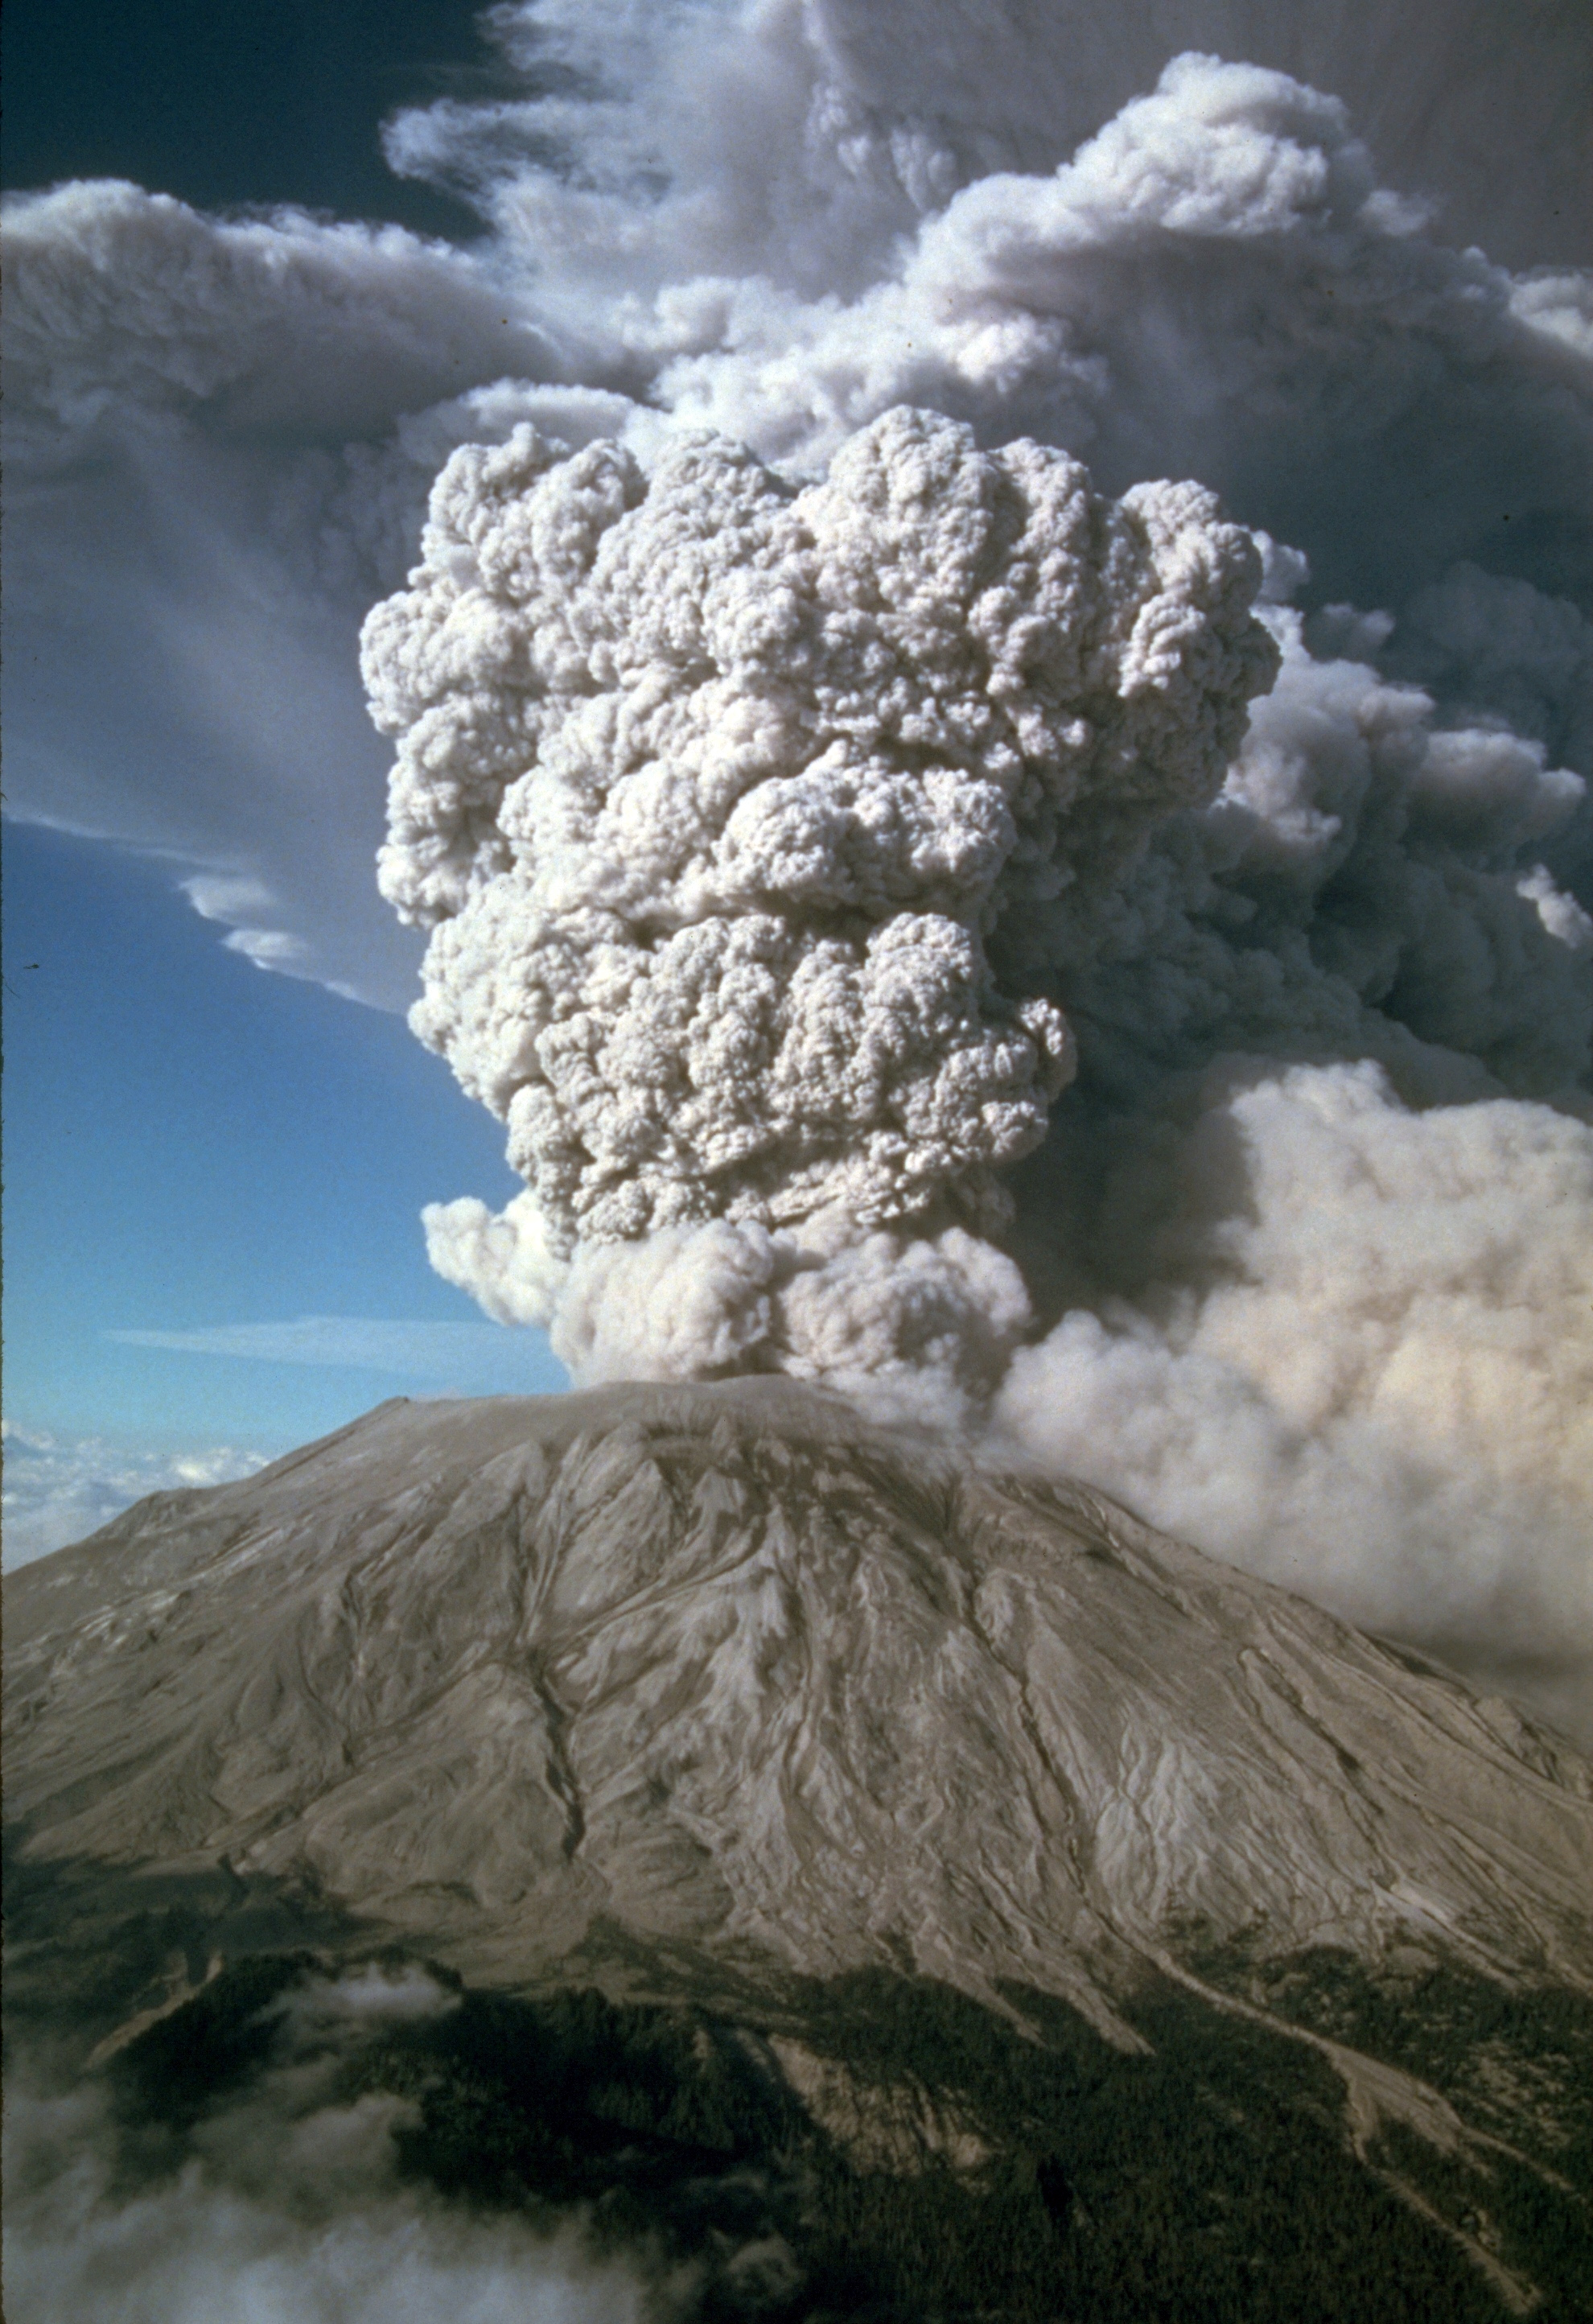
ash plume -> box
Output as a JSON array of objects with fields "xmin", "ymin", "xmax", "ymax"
[
  {"xmin": 4, "ymin": 5, "xmax": 1589, "ymax": 1723},
  {"xmin": 354, "ymin": 37, "xmax": 1591, "ymax": 1726},
  {"xmin": 360, "ymin": 404, "xmax": 1275, "ymax": 1402}
]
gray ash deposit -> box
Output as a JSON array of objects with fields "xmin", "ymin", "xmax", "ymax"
[{"xmin": 6, "ymin": 1383, "xmax": 1591, "ymax": 2320}]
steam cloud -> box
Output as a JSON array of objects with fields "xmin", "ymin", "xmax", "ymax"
[{"xmin": 5, "ymin": 6, "xmax": 1590, "ymax": 1727}]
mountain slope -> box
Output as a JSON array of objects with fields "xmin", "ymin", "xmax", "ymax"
[{"xmin": 6, "ymin": 1382, "xmax": 1591, "ymax": 2318}]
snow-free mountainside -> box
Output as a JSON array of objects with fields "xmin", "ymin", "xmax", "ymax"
[{"xmin": 6, "ymin": 1384, "xmax": 1591, "ymax": 2319}]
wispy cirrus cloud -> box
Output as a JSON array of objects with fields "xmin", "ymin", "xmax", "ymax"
[{"xmin": 106, "ymin": 1315, "xmax": 567, "ymax": 1392}]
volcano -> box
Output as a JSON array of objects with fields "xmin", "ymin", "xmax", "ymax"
[{"xmin": 6, "ymin": 1382, "xmax": 1591, "ymax": 2319}]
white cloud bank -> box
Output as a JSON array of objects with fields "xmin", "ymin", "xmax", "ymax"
[
  {"xmin": 0, "ymin": 1424, "xmax": 272, "ymax": 1571},
  {"xmin": 2, "ymin": 1328, "xmax": 566, "ymax": 1569}
]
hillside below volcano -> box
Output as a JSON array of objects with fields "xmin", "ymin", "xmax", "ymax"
[{"xmin": 6, "ymin": 1382, "xmax": 1592, "ymax": 2320}]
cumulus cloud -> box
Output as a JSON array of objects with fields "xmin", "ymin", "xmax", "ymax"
[{"xmin": 0, "ymin": 1424, "xmax": 271, "ymax": 1572}]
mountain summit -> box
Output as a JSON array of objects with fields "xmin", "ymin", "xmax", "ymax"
[{"xmin": 6, "ymin": 1383, "xmax": 1591, "ymax": 2318}]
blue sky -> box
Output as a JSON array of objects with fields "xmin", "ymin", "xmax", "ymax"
[
  {"xmin": 1, "ymin": 0, "xmax": 492, "ymax": 238},
  {"xmin": 4, "ymin": 818, "xmax": 564, "ymax": 1440},
  {"xmin": 2, "ymin": 822, "xmax": 565, "ymax": 1556},
  {"xmin": 2, "ymin": 0, "xmax": 574, "ymax": 1562}
]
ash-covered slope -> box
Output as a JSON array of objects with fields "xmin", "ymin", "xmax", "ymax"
[
  {"xmin": 6, "ymin": 1384, "xmax": 1592, "ymax": 2321},
  {"xmin": 6, "ymin": 1381, "xmax": 1589, "ymax": 2005}
]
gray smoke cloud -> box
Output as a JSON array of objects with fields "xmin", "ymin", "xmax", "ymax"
[
  {"xmin": 361, "ymin": 403, "xmax": 1275, "ymax": 1403},
  {"xmin": 4, "ymin": 5, "xmax": 1589, "ymax": 1726},
  {"xmin": 381, "ymin": 0, "xmax": 1592, "ymax": 286},
  {"xmin": 352, "ymin": 34, "xmax": 1591, "ymax": 1731}
]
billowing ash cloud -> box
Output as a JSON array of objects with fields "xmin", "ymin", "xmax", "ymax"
[
  {"xmin": 632, "ymin": 53, "xmax": 1590, "ymax": 608},
  {"xmin": 361, "ymin": 405, "xmax": 1274, "ymax": 1395},
  {"xmin": 4, "ymin": 6, "xmax": 1588, "ymax": 993},
  {"xmin": 353, "ymin": 38, "xmax": 1591, "ymax": 1726},
  {"xmin": 361, "ymin": 401, "xmax": 1593, "ymax": 1721},
  {"xmin": 5, "ymin": 9, "xmax": 1591, "ymax": 1724},
  {"xmin": 381, "ymin": 0, "xmax": 1591, "ymax": 282}
]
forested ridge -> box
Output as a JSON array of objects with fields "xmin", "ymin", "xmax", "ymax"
[{"xmin": 105, "ymin": 1941, "xmax": 1592, "ymax": 2322}]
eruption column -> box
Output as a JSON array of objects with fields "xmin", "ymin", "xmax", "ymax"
[{"xmin": 362, "ymin": 405, "xmax": 1276, "ymax": 1391}]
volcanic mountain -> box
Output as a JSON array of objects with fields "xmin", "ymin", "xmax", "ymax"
[{"xmin": 6, "ymin": 1382, "xmax": 1591, "ymax": 2320}]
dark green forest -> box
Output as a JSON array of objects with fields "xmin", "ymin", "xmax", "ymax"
[{"xmin": 101, "ymin": 1939, "xmax": 1593, "ymax": 2323}]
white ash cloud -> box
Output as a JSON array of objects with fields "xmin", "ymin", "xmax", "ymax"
[
  {"xmin": 363, "ymin": 405, "xmax": 1275, "ymax": 1385},
  {"xmin": 992, "ymin": 1061, "xmax": 1593, "ymax": 1737},
  {"xmin": 4, "ymin": 5, "xmax": 1588, "ymax": 989},
  {"xmin": 360, "ymin": 375, "xmax": 1593, "ymax": 1729},
  {"xmin": 385, "ymin": 0, "xmax": 1591, "ymax": 285},
  {"xmin": 1011, "ymin": 597, "xmax": 1593, "ymax": 1111},
  {"xmin": 993, "ymin": 588, "xmax": 1593, "ymax": 1729},
  {"xmin": 633, "ymin": 51, "xmax": 1590, "ymax": 619}
]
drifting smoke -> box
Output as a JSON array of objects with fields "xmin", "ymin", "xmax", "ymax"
[
  {"xmin": 352, "ymin": 41, "xmax": 1592, "ymax": 1727},
  {"xmin": 4, "ymin": 6, "xmax": 1590, "ymax": 1722}
]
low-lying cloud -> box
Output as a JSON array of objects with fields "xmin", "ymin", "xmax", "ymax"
[
  {"xmin": 2, "ymin": 1969, "xmax": 648, "ymax": 2324},
  {"xmin": 0, "ymin": 1424, "xmax": 271, "ymax": 1572}
]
